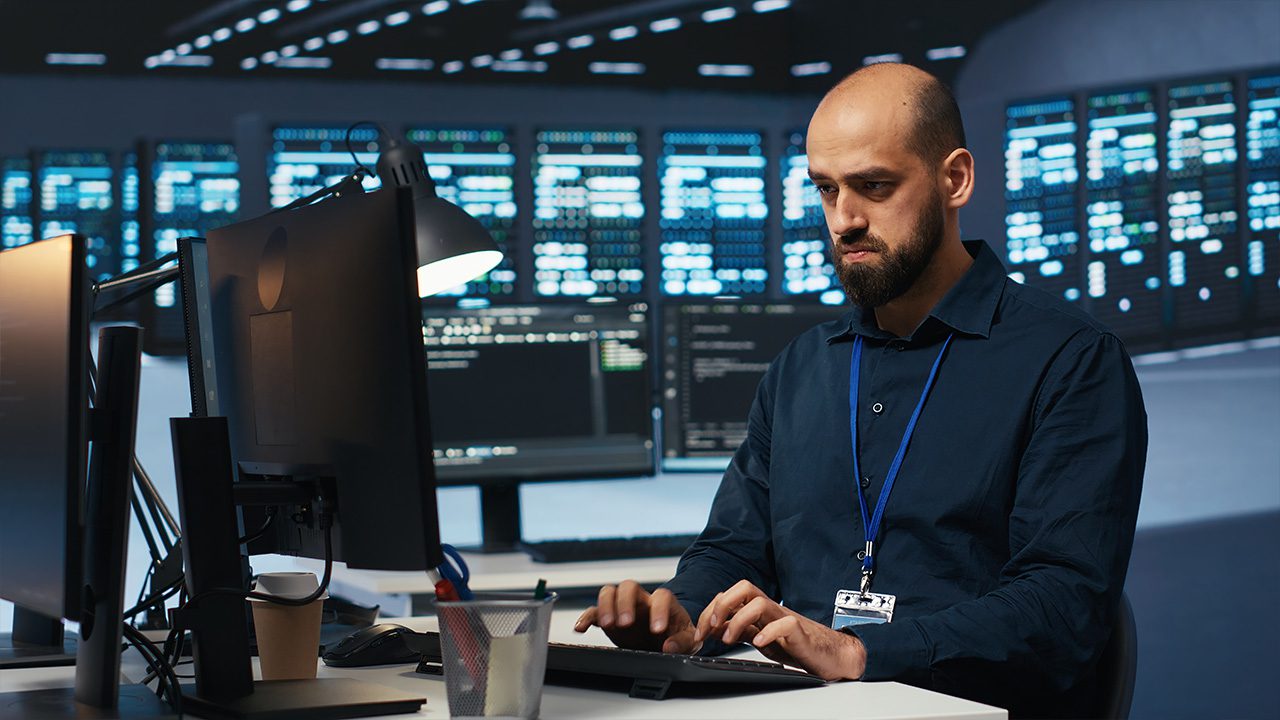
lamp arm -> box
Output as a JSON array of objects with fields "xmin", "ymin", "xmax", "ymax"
[{"xmin": 92, "ymin": 252, "xmax": 182, "ymax": 317}]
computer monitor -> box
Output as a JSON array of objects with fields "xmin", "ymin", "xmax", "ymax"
[
  {"xmin": 661, "ymin": 302, "xmax": 847, "ymax": 472},
  {"xmin": 0, "ymin": 235, "xmax": 88, "ymax": 664},
  {"xmin": 0, "ymin": 235, "xmax": 164, "ymax": 716},
  {"xmin": 423, "ymin": 302, "xmax": 654, "ymax": 550},
  {"xmin": 204, "ymin": 185, "xmax": 443, "ymax": 571}
]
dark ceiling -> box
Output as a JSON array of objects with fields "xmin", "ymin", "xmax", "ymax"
[{"xmin": 0, "ymin": 0, "xmax": 1044, "ymax": 93}]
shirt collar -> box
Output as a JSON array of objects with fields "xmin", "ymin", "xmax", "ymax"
[{"xmin": 826, "ymin": 240, "xmax": 1005, "ymax": 344}]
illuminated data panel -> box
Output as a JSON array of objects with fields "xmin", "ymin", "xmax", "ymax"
[
  {"xmin": 1166, "ymin": 80, "xmax": 1241, "ymax": 333},
  {"xmin": 268, "ymin": 125, "xmax": 380, "ymax": 209},
  {"xmin": 780, "ymin": 131, "xmax": 841, "ymax": 303},
  {"xmin": 658, "ymin": 130, "xmax": 768, "ymax": 296},
  {"xmin": 1084, "ymin": 89, "xmax": 1162, "ymax": 338},
  {"xmin": 36, "ymin": 150, "xmax": 120, "ymax": 282},
  {"xmin": 151, "ymin": 142, "xmax": 240, "ymax": 309},
  {"xmin": 120, "ymin": 152, "xmax": 141, "ymax": 275},
  {"xmin": 1004, "ymin": 98, "xmax": 1081, "ymax": 302},
  {"xmin": 532, "ymin": 129, "xmax": 644, "ymax": 297},
  {"xmin": 1246, "ymin": 74, "xmax": 1280, "ymax": 323},
  {"xmin": 1, "ymin": 158, "xmax": 33, "ymax": 249},
  {"xmin": 406, "ymin": 128, "xmax": 517, "ymax": 299}
]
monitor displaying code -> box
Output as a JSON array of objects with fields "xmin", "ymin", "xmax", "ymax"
[
  {"xmin": 532, "ymin": 129, "xmax": 644, "ymax": 297},
  {"xmin": 406, "ymin": 127, "xmax": 517, "ymax": 300},
  {"xmin": 661, "ymin": 302, "xmax": 846, "ymax": 471},
  {"xmin": 424, "ymin": 302, "xmax": 653, "ymax": 480},
  {"xmin": 658, "ymin": 130, "xmax": 768, "ymax": 296}
]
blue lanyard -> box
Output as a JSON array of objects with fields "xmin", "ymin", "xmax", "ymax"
[{"xmin": 849, "ymin": 333, "xmax": 953, "ymax": 591}]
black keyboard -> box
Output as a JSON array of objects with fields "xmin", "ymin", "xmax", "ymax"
[
  {"xmin": 519, "ymin": 533, "xmax": 699, "ymax": 563},
  {"xmin": 411, "ymin": 632, "xmax": 825, "ymax": 700}
]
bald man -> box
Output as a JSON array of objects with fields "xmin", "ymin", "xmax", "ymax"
[{"xmin": 576, "ymin": 64, "xmax": 1147, "ymax": 718}]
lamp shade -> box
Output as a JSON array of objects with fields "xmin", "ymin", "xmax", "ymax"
[
  {"xmin": 412, "ymin": 192, "xmax": 503, "ymax": 298},
  {"xmin": 375, "ymin": 131, "xmax": 503, "ymax": 297}
]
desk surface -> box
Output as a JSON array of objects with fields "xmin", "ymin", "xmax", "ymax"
[
  {"xmin": 0, "ymin": 611, "xmax": 1006, "ymax": 720},
  {"xmin": 284, "ymin": 552, "xmax": 680, "ymax": 614}
]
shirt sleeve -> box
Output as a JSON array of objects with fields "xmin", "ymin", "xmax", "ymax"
[
  {"xmin": 661, "ymin": 364, "xmax": 780, "ymax": 640},
  {"xmin": 850, "ymin": 330, "xmax": 1147, "ymax": 709}
]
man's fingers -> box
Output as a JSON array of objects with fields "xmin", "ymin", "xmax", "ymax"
[
  {"xmin": 596, "ymin": 585, "xmax": 618, "ymax": 628},
  {"xmin": 614, "ymin": 580, "xmax": 646, "ymax": 628},
  {"xmin": 720, "ymin": 596, "xmax": 777, "ymax": 644},
  {"xmin": 649, "ymin": 588, "xmax": 678, "ymax": 634},
  {"xmin": 573, "ymin": 606, "xmax": 598, "ymax": 633},
  {"xmin": 694, "ymin": 591, "xmax": 724, "ymax": 642}
]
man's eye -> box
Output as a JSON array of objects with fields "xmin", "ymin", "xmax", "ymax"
[
  {"xmin": 814, "ymin": 184, "xmax": 835, "ymax": 195},
  {"xmin": 863, "ymin": 181, "xmax": 886, "ymax": 191}
]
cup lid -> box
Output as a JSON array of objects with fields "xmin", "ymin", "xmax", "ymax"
[{"xmin": 249, "ymin": 571, "xmax": 329, "ymax": 603}]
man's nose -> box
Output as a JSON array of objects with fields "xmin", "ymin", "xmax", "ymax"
[{"xmin": 827, "ymin": 193, "xmax": 868, "ymax": 240}]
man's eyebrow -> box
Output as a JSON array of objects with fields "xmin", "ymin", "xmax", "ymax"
[{"xmin": 808, "ymin": 166, "xmax": 898, "ymax": 182}]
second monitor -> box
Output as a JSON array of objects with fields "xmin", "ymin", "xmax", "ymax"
[{"xmin": 424, "ymin": 302, "xmax": 653, "ymax": 551}]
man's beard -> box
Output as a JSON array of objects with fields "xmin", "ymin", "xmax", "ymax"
[{"xmin": 833, "ymin": 197, "xmax": 944, "ymax": 309}]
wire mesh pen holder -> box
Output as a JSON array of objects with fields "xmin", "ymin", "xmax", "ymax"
[{"xmin": 437, "ymin": 592, "xmax": 559, "ymax": 720}]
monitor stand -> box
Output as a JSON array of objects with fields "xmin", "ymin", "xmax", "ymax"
[
  {"xmin": 169, "ymin": 416, "xmax": 426, "ymax": 719},
  {"xmin": 0, "ymin": 606, "xmax": 76, "ymax": 669},
  {"xmin": 477, "ymin": 484, "xmax": 523, "ymax": 554}
]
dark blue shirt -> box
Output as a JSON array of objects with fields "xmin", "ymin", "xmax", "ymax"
[{"xmin": 663, "ymin": 241, "xmax": 1147, "ymax": 718}]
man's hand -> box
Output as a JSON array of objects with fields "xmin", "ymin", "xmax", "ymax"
[
  {"xmin": 574, "ymin": 580, "xmax": 700, "ymax": 654},
  {"xmin": 695, "ymin": 580, "xmax": 867, "ymax": 682}
]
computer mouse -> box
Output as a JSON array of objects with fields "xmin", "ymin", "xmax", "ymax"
[{"xmin": 322, "ymin": 623, "xmax": 422, "ymax": 667}]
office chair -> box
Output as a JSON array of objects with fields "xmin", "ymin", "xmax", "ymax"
[{"xmin": 1095, "ymin": 591, "xmax": 1138, "ymax": 720}]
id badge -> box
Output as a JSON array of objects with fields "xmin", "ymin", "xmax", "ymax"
[{"xmin": 831, "ymin": 589, "xmax": 895, "ymax": 629}]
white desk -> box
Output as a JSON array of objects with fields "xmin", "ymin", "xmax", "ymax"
[
  {"xmin": 0, "ymin": 610, "xmax": 1006, "ymax": 720},
  {"xmin": 287, "ymin": 552, "xmax": 680, "ymax": 616}
]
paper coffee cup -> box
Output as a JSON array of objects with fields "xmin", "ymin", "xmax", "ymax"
[{"xmin": 249, "ymin": 572, "xmax": 328, "ymax": 681}]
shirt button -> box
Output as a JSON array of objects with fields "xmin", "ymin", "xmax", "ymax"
[
  {"xmin": 860, "ymin": 476, "xmax": 872, "ymax": 489},
  {"xmin": 871, "ymin": 402, "xmax": 884, "ymax": 414}
]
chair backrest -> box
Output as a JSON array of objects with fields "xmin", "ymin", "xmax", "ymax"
[{"xmin": 1095, "ymin": 591, "xmax": 1138, "ymax": 720}]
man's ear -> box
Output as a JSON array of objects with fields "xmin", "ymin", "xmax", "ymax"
[{"xmin": 941, "ymin": 148, "xmax": 974, "ymax": 210}]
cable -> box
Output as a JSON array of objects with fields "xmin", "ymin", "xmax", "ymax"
[
  {"xmin": 183, "ymin": 525, "xmax": 333, "ymax": 610},
  {"xmin": 236, "ymin": 507, "xmax": 277, "ymax": 546},
  {"xmin": 344, "ymin": 120, "xmax": 384, "ymax": 178},
  {"xmin": 122, "ymin": 623, "xmax": 185, "ymax": 717},
  {"xmin": 124, "ymin": 574, "xmax": 183, "ymax": 621}
]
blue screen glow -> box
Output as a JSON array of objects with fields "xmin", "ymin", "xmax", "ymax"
[
  {"xmin": 269, "ymin": 126, "xmax": 380, "ymax": 209},
  {"xmin": 1246, "ymin": 74, "xmax": 1280, "ymax": 323},
  {"xmin": 151, "ymin": 142, "xmax": 240, "ymax": 308},
  {"xmin": 658, "ymin": 130, "xmax": 768, "ymax": 296},
  {"xmin": 1166, "ymin": 80, "xmax": 1240, "ymax": 332},
  {"xmin": 780, "ymin": 131, "xmax": 840, "ymax": 304},
  {"xmin": 37, "ymin": 150, "xmax": 120, "ymax": 282},
  {"xmin": 1085, "ymin": 88, "xmax": 1162, "ymax": 336},
  {"xmin": 1004, "ymin": 98, "xmax": 1081, "ymax": 302},
  {"xmin": 1, "ymin": 158, "xmax": 33, "ymax": 249},
  {"xmin": 532, "ymin": 129, "xmax": 644, "ymax": 297}
]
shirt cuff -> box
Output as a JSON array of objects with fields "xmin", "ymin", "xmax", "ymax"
[{"xmin": 846, "ymin": 619, "xmax": 931, "ymax": 682}]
